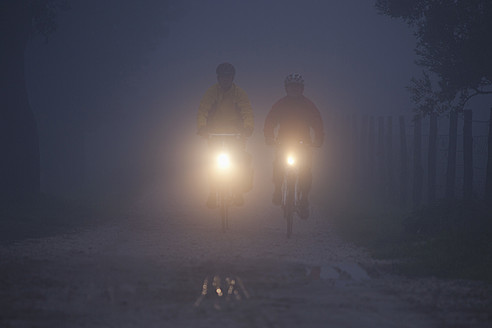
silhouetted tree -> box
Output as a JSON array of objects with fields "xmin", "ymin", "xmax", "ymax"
[
  {"xmin": 375, "ymin": 0, "xmax": 492, "ymax": 114},
  {"xmin": 1, "ymin": 0, "xmax": 184, "ymax": 200},
  {"xmin": 0, "ymin": 0, "xmax": 69, "ymax": 199},
  {"xmin": 376, "ymin": 0, "xmax": 492, "ymax": 201}
]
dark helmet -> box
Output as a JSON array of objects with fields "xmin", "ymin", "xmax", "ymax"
[
  {"xmin": 284, "ymin": 73, "xmax": 304, "ymax": 86},
  {"xmin": 216, "ymin": 62, "xmax": 236, "ymax": 77}
]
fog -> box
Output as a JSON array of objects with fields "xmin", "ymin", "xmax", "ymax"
[
  {"xmin": 24, "ymin": 0, "xmax": 421, "ymax": 205},
  {"xmin": 3, "ymin": 2, "xmax": 492, "ymax": 325}
]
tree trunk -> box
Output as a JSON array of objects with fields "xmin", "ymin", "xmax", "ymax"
[
  {"xmin": 427, "ymin": 112, "xmax": 437, "ymax": 203},
  {"xmin": 413, "ymin": 114, "xmax": 423, "ymax": 208},
  {"xmin": 386, "ymin": 116, "xmax": 394, "ymax": 199},
  {"xmin": 399, "ymin": 116, "xmax": 408, "ymax": 207},
  {"xmin": 486, "ymin": 108, "xmax": 492, "ymax": 202},
  {"xmin": 0, "ymin": 2, "xmax": 40, "ymax": 199},
  {"xmin": 446, "ymin": 110, "xmax": 458, "ymax": 200},
  {"xmin": 463, "ymin": 110, "xmax": 473, "ymax": 202}
]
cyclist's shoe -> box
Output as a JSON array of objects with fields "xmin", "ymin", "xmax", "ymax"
[
  {"xmin": 272, "ymin": 188, "xmax": 281, "ymax": 206},
  {"xmin": 299, "ymin": 197, "xmax": 309, "ymax": 219},
  {"xmin": 206, "ymin": 192, "xmax": 217, "ymax": 209},
  {"xmin": 233, "ymin": 192, "xmax": 244, "ymax": 206}
]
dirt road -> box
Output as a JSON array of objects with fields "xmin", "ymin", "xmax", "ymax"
[{"xmin": 1, "ymin": 194, "xmax": 490, "ymax": 327}]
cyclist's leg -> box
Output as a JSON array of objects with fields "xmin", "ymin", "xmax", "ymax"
[
  {"xmin": 298, "ymin": 152, "xmax": 313, "ymax": 218},
  {"xmin": 230, "ymin": 144, "xmax": 250, "ymax": 206},
  {"xmin": 206, "ymin": 140, "xmax": 220, "ymax": 209},
  {"xmin": 299, "ymin": 166, "xmax": 312, "ymax": 198},
  {"xmin": 272, "ymin": 152, "xmax": 283, "ymax": 205}
]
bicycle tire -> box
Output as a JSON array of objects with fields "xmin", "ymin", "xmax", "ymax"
[
  {"xmin": 285, "ymin": 179, "xmax": 295, "ymax": 238},
  {"xmin": 220, "ymin": 192, "xmax": 228, "ymax": 233}
]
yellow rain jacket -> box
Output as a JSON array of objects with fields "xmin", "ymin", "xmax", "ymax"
[{"xmin": 197, "ymin": 83, "xmax": 254, "ymax": 134}]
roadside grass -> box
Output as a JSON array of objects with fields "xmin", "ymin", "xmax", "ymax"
[
  {"xmin": 0, "ymin": 193, "xmax": 122, "ymax": 245},
  {"xmin": 329, "ymin": 194, "xmax": 492, "ymax": 282}
]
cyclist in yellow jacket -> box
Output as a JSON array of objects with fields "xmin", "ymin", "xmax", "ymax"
[{"xmin": 197, "ymin": 63, "xmax": 254, "ymax": 208}]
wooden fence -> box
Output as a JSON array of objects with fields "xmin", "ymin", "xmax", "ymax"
[{"xmin": 327, "ymin": 108, "xmax": 492, "ymax": 207}]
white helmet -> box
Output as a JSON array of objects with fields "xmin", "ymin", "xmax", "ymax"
[{"xmin": 284, "ymin": 73, "xmax": 304, "ymax": 86}]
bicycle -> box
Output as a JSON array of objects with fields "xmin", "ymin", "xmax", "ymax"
[
  {"xmin": 278, "ymin": 141, "xmax": 310, "ymax": 238},
  {"xmin": 208, "ymin": 133, "xmax": 243, "ymax": 232}
]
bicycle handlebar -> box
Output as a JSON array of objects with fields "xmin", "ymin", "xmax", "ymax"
[
  {"xmin": 271, "ymin": 139, "xmax": 313, "ymax": 147},
  {"xmin": 208, "ymin": 133, "xmax": 243, "ymax": 137}
]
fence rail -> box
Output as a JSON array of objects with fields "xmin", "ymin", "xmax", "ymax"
[{"xmin": 327, "ymin": 108, "xmax": 491, "ymax": 207}]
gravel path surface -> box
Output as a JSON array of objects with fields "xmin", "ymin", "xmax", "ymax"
[{"xmin": 1, "ymin": 190, "xmax": 491, "ymax": 327}]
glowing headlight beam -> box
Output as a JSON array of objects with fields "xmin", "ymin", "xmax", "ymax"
[
  {"xmin": 287, "ymin": 156, "xmax": 296, "ymax": 166},
  {"xmin": 217, "ymin": 153, "xmax": 231, "ymax": 169}
]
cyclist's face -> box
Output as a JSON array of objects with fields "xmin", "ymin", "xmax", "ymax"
[
  {"xmin": 217, "ymin": 74, "xmax": 234, "ymax": 91},
  {"xmin": 285, "ymin": 83, "xmax": 304, "ymax": 97}
]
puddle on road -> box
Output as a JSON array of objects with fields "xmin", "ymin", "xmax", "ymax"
[
  {"xmin": 194, "ymin": 275, "xmax": 250, "ymax": 309},
  {"xmin": 192, "ymin": 261, "xmax": 371, "ymax": 310}
]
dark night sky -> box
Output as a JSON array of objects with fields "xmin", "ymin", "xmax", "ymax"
[{"xmin": 23, "ymin": 0, "xmax": 488, "ymax": 198}]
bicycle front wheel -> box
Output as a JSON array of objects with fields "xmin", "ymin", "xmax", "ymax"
[
  {"xmin": 219, "ymin": 192, "xmax": 229, "ymax": 232},
  {"xmin": 285, "ymin": 181, "xmax": 295, "ymax": 238}
]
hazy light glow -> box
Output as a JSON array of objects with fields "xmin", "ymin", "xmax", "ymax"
[
  {"xmin": 217, "ymin": 153, "xmax": 231, "ymax": 170},
  {"xmin": 287, "ymin": 155, "xmax": 296, "ymax": 166}
]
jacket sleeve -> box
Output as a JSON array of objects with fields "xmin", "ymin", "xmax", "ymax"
[
  {"xmin": 309, "ymin": 102, "xmax": 325, "ymax": 146},
  {"xmin": 263, "ymin": 104, "xmax": 279, "ymax": 140},
  {"xmin": 236, "ymin": 87, "xmax": 254, "ymax": 132},
  {"xmin": 197, "ymin": 85, "xmax": 217, "ymax": 131}
]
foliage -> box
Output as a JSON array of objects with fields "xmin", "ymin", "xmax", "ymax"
[
  {"xmin": 399, "ymin": 201, "xmax": 492, "ymax": 280},
  {"xmin": 330, "ymin": 196, "xmax": 492, "ymax": 281},
  {"xmin": 29, "ymin": 0, "xmax": 70, "ymax": 38},
  {"xmin": 0, "ymin": 0, "xmax": 70, "ymax": 38},
  {"xmin": 375, "ymin": 0, "xmax": 492, "ymax": 115}
]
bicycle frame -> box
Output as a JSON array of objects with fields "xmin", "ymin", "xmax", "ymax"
[
  {"xmin": 282, "ymin": 165, "xmax": 299, "ymax": 238},
  {"xmin": 278, "ymin": 140, "xmax": 310, "ymax": 238},
  {"xmin": 209, "ymin": 133, "xmax": 242, "ymax": 232}
]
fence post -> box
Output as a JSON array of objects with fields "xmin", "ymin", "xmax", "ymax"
[
  {"xmin": 330, "ymin": 111, "xmax": 342, "ymax": 193},
  {"xmin": 368, "ymin": 116, "xmax": 376, "ymax": 188},
  {"xmin": 344, "ymin": 114, "xmax": 353, "ymax": 190},
  {"xmin": 386, "ymin": 116, "xmax": 395, "ymax": 199},
  {"xmin": 446, "ymin": 110, "xmax": 458, "ymax": 200},
  {"xmin": 360, "ymin": 115, "xmax": 368, "ymax": 188},
  {"xmin": 463, "ymin": 109, "xmax": 473, "ymax": 202},
  {"xmin": 413, "ymin": 114, "xmax": 423, "ymax": 208},
  {"xmin": 427, "ymin": 112, "xmax": 437, "ymax": 203},
  {"xmin": 399, "ymin": 116, "xmax": 408, "ymax": 207},
  {"xmin": 377, "ymin": 116, "xmax": 386, "ymax": 195},
  {"xmin": 486, "ymin": 107, "xmax": 492, "ymax": 201},
  {"xmin": 352, "ymin": 114, "xmax": 359, "ymax": 189}
]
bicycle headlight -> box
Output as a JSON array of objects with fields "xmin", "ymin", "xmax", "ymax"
[
  {"xmin": 217, "ymin": 153, "xmax": 231, "ymax": 170},
  {"xmin": 286, "ymin": 155, "xmax": 296, "ymax": 166}
]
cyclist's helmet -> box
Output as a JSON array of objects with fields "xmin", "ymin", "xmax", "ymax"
[
  {"xmin": 284, "ymin": 73, "xmax": 304, "ymax": 86},
  {"xmin": 216, "ymin": 62, "xmax": 236, "ymax": 77}
]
